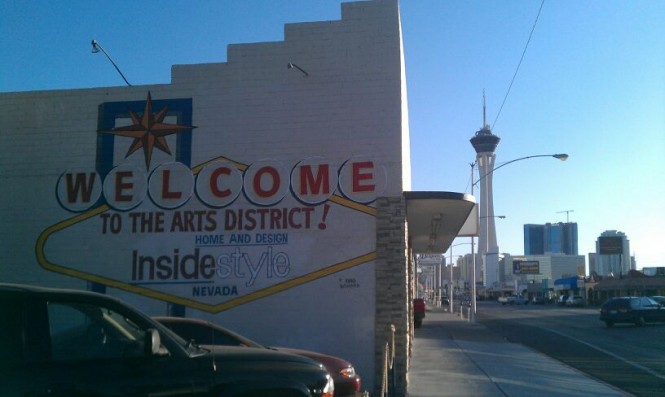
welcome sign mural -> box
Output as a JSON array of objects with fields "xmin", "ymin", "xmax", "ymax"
[{"xmin": 36, "ymin": 93, "xmax": 386, "ymax": 312}]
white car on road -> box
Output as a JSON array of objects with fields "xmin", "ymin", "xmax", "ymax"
[{"xmin": 499, "ymin": 295, "xmax": 529, "ymax": 305}]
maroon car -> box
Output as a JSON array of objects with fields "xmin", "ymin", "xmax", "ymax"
[
  {"xmin": 155, "ymin": 316, "xmax": 362, "ymax": 396},
  {"xmin": 413, "ymin": 298, "xmax": 426, "ymax": 328}
]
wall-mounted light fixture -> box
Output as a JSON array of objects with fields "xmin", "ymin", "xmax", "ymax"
[
  {"xmin": 91, "ymin": 39, "xmax": 132, "ymax": 86},
  {"xmin": 287, "ymin": 63, "xmax": 308, "ymax": 77}
]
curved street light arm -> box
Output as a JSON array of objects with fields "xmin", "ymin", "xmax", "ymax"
[{"xmin": 473, "ymin": 153, "xmax": 568, "ymax": 187}]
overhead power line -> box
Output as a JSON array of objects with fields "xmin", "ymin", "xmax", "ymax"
[{"xmin": 492, "ymin": 0, "xmax": 545, "ymax": 129}]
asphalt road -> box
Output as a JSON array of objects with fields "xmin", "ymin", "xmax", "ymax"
[{"xmin": 473, "ymin": 301, "xmax": 665, "ymax": 397}]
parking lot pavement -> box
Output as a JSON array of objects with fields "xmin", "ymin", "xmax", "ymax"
[{"xmin": 406, "ymin": 307, "xmax": 632, "ymax": 397}]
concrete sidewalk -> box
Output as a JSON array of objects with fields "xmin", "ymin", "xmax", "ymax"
[{"xmin": 406, "ymin": 307, "xmax": 632, "ymax": 397}]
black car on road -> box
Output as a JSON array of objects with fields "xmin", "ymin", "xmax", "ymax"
[
  {"xmin": 0, "ymin": 283, "xmax": 334, "ymax": 397},
  {"xmin": 599, "ymin": 296, "xmax": 665, "ymax": 327}
]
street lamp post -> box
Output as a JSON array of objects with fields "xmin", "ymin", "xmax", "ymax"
[
  {"xmin": 449, "ymin": 251, "xmax": 454, "ymax": 313},
  {"xmin": 449, "ymin": 252, "xmax": 453, "ymax": 313},
  {"xmin": 469, "ymin": 153, "xmax": 568, "ymax": 321},
  {"xmin": 470, "ymin": 163, "xmax": 477, "ymax": 320},
  {"xmin": 447, "ymin": 243, "xmax": 472, "ymax": 313}
]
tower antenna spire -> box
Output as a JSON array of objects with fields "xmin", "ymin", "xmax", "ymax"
[{"xmin": 483, "ymin": 90, "xmax": 487, "ymax": 128}]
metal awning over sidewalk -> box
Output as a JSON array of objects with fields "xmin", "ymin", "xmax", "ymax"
[{"xmin": 404, "ymin": 191, "xmax": 476, "ymax": 254}]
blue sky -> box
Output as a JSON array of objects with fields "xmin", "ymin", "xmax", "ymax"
[{"xmin": 1, "ymin": 0, "xmax": 663, "ymax": 268}]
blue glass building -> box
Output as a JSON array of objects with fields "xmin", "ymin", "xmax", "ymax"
[{"xmin": 524, "ymin": 222, "xmax": 578, "ymax": 255}]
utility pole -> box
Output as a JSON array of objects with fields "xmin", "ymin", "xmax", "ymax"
[{"xmin": 557, "ymin": 209, "xmax": 574, "ymax": 223}]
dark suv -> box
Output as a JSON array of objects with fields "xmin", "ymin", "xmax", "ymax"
[
  {"xmin": 599, "ymin": 296, "xmax": 665, "ymax": 327},
  {"xmin": 0, "ymin": 283, "xmax": 334, "ymax": 397}
]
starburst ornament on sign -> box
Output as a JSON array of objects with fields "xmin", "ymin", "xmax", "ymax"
[{"xmin": 103, "ymin": 92, "xmax": 196, "ymax": 170}]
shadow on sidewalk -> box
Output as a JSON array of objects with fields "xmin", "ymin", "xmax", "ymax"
[{"xmin": 414, "ymin": 307, "xmax": 506, "ymax": 343}]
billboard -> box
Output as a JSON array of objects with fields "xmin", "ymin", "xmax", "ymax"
[
  {"xmin": 599, "ymin": 236, "xmax": 623, "ymax": 255},
  {"xmin": 418, "ymin": 253, "xmax": 444, "ymax": 265},
  {"xmin": 513, "ymin": 260, "xmax": 540, "ymax": 275}
]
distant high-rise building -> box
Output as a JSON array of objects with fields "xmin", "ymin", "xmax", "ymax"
[
  {"xmin": 524, "ymin": 222, "xmax": 578, "ymax": 255},
  {"xmin": 588, "ymin": 253, "xmax": 597, "ymax": 276},
  {"xmin": 596, "ymin": 230, "xmax": 631, "ymax": 276},
  {"xmin": 524, "ymin": 224, "xmax": 545, "ymax": 255}
]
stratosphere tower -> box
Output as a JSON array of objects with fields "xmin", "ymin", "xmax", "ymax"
[{"xmin": 470, "ymin": 112, "xmax": 501, "ymax": 287}]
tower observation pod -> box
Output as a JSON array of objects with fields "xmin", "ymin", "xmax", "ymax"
[{"xmin": 470, "ymin": 124, "xmax": 501, "ymax": 287}]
